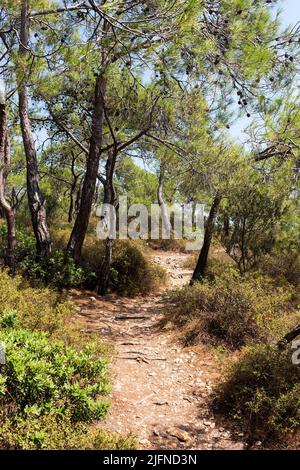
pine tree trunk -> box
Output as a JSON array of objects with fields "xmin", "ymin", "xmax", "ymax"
[
  {"xmin": 97, "ymin": 151, "xmax": 116, "ymax": 295},
  {"xmin": 191, "ymin": 192, "xmax": 222, "ymax": 283},
  {"xmin": 157, "ymin": 164, "xmax": 172, "ymax": 237},
  {"xmin": 74, "ymin": 178, "xmax": 83, "ymax": 218},
  {"xmin": 0, "ymin": 84, "xmax": 16, "ymax": 270},
  {"xmin": 18, "ymin": 0, "xmax": 51, "ymax": 258},
  {"xmin": 67, "ymin": 74, "xmax": 107, "ymax": 263},
  {"xmin": 278, "ymin": 324, "xmax": 300, "ymax": 350},
  {"xmin": 97, "ymin": 237, "xmax": 113, "ymax": 295},
  {"xmin": 226, "ymin": 224, "xmax": 238, "ymax": 256},
  {"xmin": 68, "ymin": 179, "xmax": 78, "ymax": 223},
  {"xmin": 223, "ymin": 217, "xmax": 230, "ymax": 237}
]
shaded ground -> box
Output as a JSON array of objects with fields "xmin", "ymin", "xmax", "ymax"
[{"xmin": 69, "ymin": 251, "xmax": 244, "ymax": 450}]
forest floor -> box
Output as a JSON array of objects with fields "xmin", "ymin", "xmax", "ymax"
[{"xmin": 69, "ymin": 250, "xmax": 245, "ymax": 450}]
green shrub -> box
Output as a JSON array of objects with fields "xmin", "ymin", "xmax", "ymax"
[
  {"xmin": 167, "ymin": 268, "xmax": 293, "ymax": 349},
  {"xmin": 1, "ymin": 226, "xmax": 166, "ymax": 295},
  {"xmin": 20, "ymin": 249, "xmax": 87, "ymax": 288},
  {"xmin": 0, "ymin": 225, "xmax": 35, "ymax": 263},
  {"xmin": 110, "ymin": 240, "xmax": 167, "ymax": 296},
  {"xmin": 0, "ymin": 310, "xmax": 18, "ymax": 329},
  {"xmin": 0, "ymin": 269, "xmax": 70, "ymax": 334},
  {"xmin": 0, "ymin": 324, "xmax": 136, "ymax": 449},
  {"xmin": 214, "ymin": 344, "xmax": 300, "ymax": 443},
  {"xmin": 0, "ymin": 226, "xmax": 86, "ymax": 288},
  {"xmin": 0, "ymin": 412, "xmax": 136, "ymax": 450},
  {"xmin": 0, "ymin": 327, "xmax": 109, "ymax": 421},
  {"xmin": 82, "ymin": 238, "xmax": 166, "ymax": 296},
  {"xmin": 259, "ymin": 251, "xmax": 300, "ymax": 289}
]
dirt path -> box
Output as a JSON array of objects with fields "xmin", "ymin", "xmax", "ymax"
[{"xmin": 69, "ymin": 251, "xmax": 244, "ymax": 450}]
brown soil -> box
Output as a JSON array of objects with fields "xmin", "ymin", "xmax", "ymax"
[{"xmin": 69, "ymin": 250, "xmax": 245, "ymax": 450}]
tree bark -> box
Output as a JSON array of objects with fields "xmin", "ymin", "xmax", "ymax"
[
  {"xmin": 97, "ymin": 237, "xmax": 113, "ymax": 295},
  {"xmin": 223, "ymin": 217, "xmax": 230, "ymax": 238},
  {"xmin": 278, "ymin": 324, "xmax": 300, "ymax": 350},
  {"xmin": 240, "ymin": 216, "xmax": 247, "ymax": 273},
  {"xmin": 18, "ymin": 0, "xmax": 51, "ymax": 258},
  {"xmin": 68, "ymin": 182, "xmax": 76, "ymax": 223},
  {"xmin": 0, "ymin": 83, "xmax": 16, "ymax": 270},
  {"xmin": 157, "ymin": 164, "xmax": 172, "ymax": 237},
  {"xmin": 68, "ymin": 153, "xmax": 81, "ymax": 223},
  {"xmin": 74, "ymin": 178, "xmax": 83, "ymax": 218},
  {"xmin": 97, "ymin": 150, "xmax": 116, "ymax": 295},
  {"xmin": 66, "ymin": 74, "xmax": 107, "ymax": 263},
  {"xmin": 191, "ymin": 192, "xmax": 222, "ymax": 283},
  {"xmin": 226, "ymin": 224, "xmax": 238, "ymax": 256}
]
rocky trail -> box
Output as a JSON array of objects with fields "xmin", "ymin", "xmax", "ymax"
[{"xmin": 69, "ymin": 251, "xmax": 244, "ymax": 450}]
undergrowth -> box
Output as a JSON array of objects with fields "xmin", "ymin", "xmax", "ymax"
[
  {"xmin": 0, "ymin": 267, "xmax": 135, "ymax": 449},
  {"xmin": 166, "ymin": 266, "xmax": 294, "ymax": 349},
  {"xmin": 214, "ymin": 344, "xmax": 300, "ymax": 445},
  {"xmin": 0, "ymin": 226, "xmax": 166, "ymax": 296}
]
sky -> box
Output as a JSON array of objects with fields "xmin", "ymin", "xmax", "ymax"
[
  {"xmin": 281, "ymin": 0, "xmax": 300, "ymax": 25},
  {"xmin": 229, "ymin": 0, "xmax": 300, "ymax": 143}
]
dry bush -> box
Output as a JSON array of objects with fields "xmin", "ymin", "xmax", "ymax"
[
  {"xmin": 0, "ymin": 269, "xmax": 70, "ymax": 334},
  {"xmin": 0, "ymin": 413, "xmax": 136, "ymax": 450},
  {"xmin": 148, "ymin": 238, "xmax": 188, "ymax": 253},
  {"xmin": 259, "ymin": 252, "xmax": 300, "ymax": 289},
  {"xmin": 82, "ymin": 238, "xmax": 167, "ymax": 296},
  {"xmin": 3, "ymin": 223, "xmax": 166, "ymax": 296},
  {"xmin": 214, "ymin": 344, "xmax": 300, "ymax": 445},
  {"xmin": 167, "ymin": 267, "xmax": 294, "ymax": 349}
]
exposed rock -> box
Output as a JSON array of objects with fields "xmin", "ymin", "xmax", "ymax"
[{"xmin": 167, "ymin": 428, "xmax": 191, "ymax": 443}]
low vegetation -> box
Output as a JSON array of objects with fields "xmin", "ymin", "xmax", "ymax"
[
  {"xmin": 148, "ymin": 238, "xmax": 188, "ymax": 253},
  {"xmin": 81, "ymin": 236, "xmax": 167, "ymax": 296},
  {"xmin": 0, "ymin": 269, "xmax": 135, "ymax": 450},
  {"xmin": 166, "ymin": 248, "xmax": 300, "ymax": 446},
  {"xmin": 0, "ymin": 226, "xmax": 167, "ymax": 296},
  {"xmin": 167, "ymin": 262, "xmax": 296, "ymax": 349},
  {"xmin": 0, "ymin": 268, "xmax": 70, "ymax": 333},
  {"xmin": 214, "ymin": 345, "xmax": 300, "ymax": 444}
]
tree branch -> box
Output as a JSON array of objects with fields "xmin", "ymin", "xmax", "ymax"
[
  {"xmin": 29, "ymin": 2, "xmax": 90, "ymax": 17},
  {"xmin": 47, "ymin": 107, "xmax": 89, "ymax": 155},
  {"xmin": 116, "ymin": 128, "xmax": 149, "ymax": 153}
]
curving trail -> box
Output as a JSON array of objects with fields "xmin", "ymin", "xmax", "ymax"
[{"xmin": 69, "ymin": 251, "xmax": 244, "ymax": 450}]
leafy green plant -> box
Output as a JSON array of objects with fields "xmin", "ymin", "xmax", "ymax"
[
  {"xmin": 214, "ymin": 344, "xmax": 300, "ymax": 443},
  {"xmin": 0, "ymin": 327, "xmax": 109, "ymax": 421},
  {"xmin": 81, "ymin": 238, "xmax": 166, "ymax": 295},
  {"xmin": 0, "ymin": 323, "xmax": 135, "ymax": 449},
  {"xmin": 0, "ymin": 225, "xmax": 35, "ymax": 263},
  {"xmin": 19, "ymin": 249, "xmax": 87, "ymax": 288}
]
